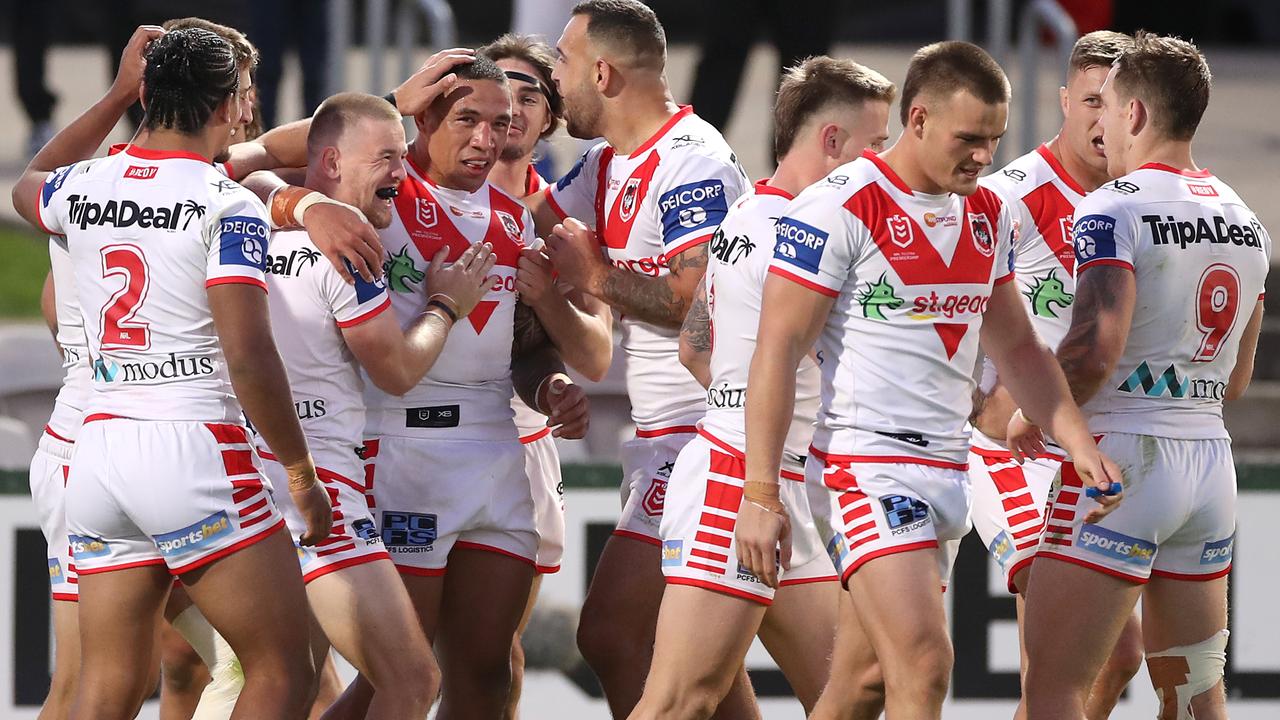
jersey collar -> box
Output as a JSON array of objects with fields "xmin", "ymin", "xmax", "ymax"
[
  {"xmin": 1035, "ymin": 142, "xmax": 1087, "ymax": 196},
  {"xmin": 1139, "ymin": 162, "xmax": 1212, "ymax": 178},
  {"xmin": 862, "ymin": 149, "xmax": 916, "ymax": 196},
  {"xmin": 754, "ymin": 177, "xmax": 794, "ymax": 200},
  {"xmin": 122, "ymin": 145, "xmax": 211, "ymax": 163},
  {"xmin": 628, "ymin": 105, "xmax": 694, "ymax": 159}
]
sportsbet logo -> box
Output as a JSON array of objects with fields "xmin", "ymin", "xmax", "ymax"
[
  {"xmin": 69, "ymin": 534, "xmax": 111, "ymax": 560},
  {"xmin": 661, "ymin": 539, "xmax": 683, "ymax": 567},
  {"xmin": 1077, "ymin": 524, "xmax": 1156, "ymax": 567},
  {"xmin": 1200, "ymin": 536, "xmax": 1234, "ymax": 565},
  {"xmin": 153, "ymin": 511, "xmax": 233, "ymax": 557}
]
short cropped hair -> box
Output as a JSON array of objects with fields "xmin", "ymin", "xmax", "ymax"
[
  {"xmin": 453, "ymin": 53, "xmax": 510, "ymax": 86},
  {"xmin": 1111, "ymin": 30, "xmax": 1211, "ymax": 141},
  {"xmin": 162, "ymin": 17, "xmax": 259, "ymax": 73},
  {"xmin": 899, "ymin": 41, "xmax": 1010, "ymax": 126},
  {"xmin": 1068, "ymin": 30, "xmax": 1132, "ymax": 76},
  {"xmin": 142, "ymin": 28, "xmax": 240, "ymax": 134},
  {"xmin": 307, "ymin": 92, "xmax": 401, "ymax": 157},
  {"xmin": 774, "ymin": 56, "xmax": 896, "ymax": 158},
  {"xmin": 572, "ymin": 0, "xmax": 666, "ymax": 71},
  {"xmin": 480, "ymin": 33, "xmax": 563, "ymax": 139}
]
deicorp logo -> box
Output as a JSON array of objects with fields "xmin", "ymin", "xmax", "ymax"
[{"xmin": 774, "ymin": 217, "xmax": 828, "ymax": 274}]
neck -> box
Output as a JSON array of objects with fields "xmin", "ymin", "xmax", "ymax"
[
  {"xmin": 408, "ymin": 139, "xmax": 481, "ymax": 193},
  {"xmin": 770, "ymin": 148, "xmax": 830, "ymax": 197},
  {"xmin": 1048, "ymin": 135, "xmax": 1107, "ymax": 192},
  {"xmin": 601, "ymin": 86, "xmax": 680, "ymax": 155},
  {"xmin": 491, "ymin": 153, "xmax": 533, "ymax": 198},
  {"xmin": 1127, "ymin": 135, "xmax": 1198, "ymax": 175},
  {"xmin": 138, "ymin": 127, "xmax": 219, "ymax": 163},
  {"xmin": 879, "ymin": 136, "xmax": 946, "ymax": 195}
]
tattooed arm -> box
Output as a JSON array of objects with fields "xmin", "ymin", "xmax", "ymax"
[
  {"xmin": 678, "ymin": 275, "xmax": 713, "ymax": 387},
  {"xmin": 511, "ymin": 302, "xmax": 590, "ymax": 438},
  {"xmin": 1055, "ymin": 266, "xmax": 1136, "ymax": 406}
]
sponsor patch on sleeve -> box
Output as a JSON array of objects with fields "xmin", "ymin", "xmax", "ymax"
[
  {"xmin": 1072, "ymin": 213, "xmax": 1118, "ymax": 264},
  {"xmin": 344, "ymin": 259, "xmax": 388, "ymax": 303},
  {"xmin": 41, "ymin": 164, "xmax": 75, "ymax": 208},
  {"xmin": 658, "ymin": 179, "xmax": 729, "ymax": 243},
  {"xmin": 218, "ymin": 215, "xmax": 269, "ymax": 271},
  {"xmin": 773, "ymin": 216, "xmax": 829, "ymax": 274},
  {"xmin": 555, "ymin": 152, "xmax": 587, "ymax": 192}
]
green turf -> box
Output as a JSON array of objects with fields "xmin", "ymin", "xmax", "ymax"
[{"xmin": 0, "ymin": 223, "xmax": 48, "ymax": 319}]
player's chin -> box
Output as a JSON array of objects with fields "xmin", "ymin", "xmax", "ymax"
[
  {"xmin": 950, "ymin": 171, "xmax": 981, "ymax": 195},
  {"xmin": 366, "ymin": 206, "xmax": 393, "ymax": 230}
]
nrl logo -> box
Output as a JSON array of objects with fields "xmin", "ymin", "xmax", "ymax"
[
  {"xmin": 886, "ymin": 214, "xmax": 913, "ymax": 248},
  {"xmin": 416, "ymin": 199, "xmax": 438, "ymax": 229},
  {"xmin": 619, "ymin": 177, "xmax": 642, "ymax": 222},
  {"xmin": 969, "ymin": 213, "xmax": 994, "ymax": 256}
]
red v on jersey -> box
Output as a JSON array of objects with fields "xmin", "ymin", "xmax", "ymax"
[
  {"xmin": 602, "ymin": 151, "xmax": 662, "ymax": 250},
  {"xmin": 1023, "ymin": 181, "xmax": 1077, "ymax": 273}
]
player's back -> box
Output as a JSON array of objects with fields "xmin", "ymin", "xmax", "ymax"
[
  {"xmin": 1073, "ymin": 165, "xmax": 1271, "ymax": 438},
  {"xmin": 37, "ymin": 147, "xmax": 271, "ymax": 423}
]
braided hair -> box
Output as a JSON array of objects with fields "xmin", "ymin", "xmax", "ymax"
[{"xmin": 142, "ymin": 28, "xmax": 240, "ymax": 134}]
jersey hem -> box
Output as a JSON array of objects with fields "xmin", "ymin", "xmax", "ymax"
[
  {"xmin": 767, "ymin": 266, "xmax": 839, "ymax": 297},
  {"xmin": 206, "ymin": 276, "xmax": 269, "ymax": 292},
  {"xmin": 335, "ymin": 296, "xmax": 392, "ymax": 328},
  {"xmin": 665, "ymin": 575, "xmax": 773, "ymax": 606},
  {"xmin": 611, "ymin": 529, "xmax": 662, "ymax": 546},
  {"xmin": 1076, "ymin": 258, "xmax": 1134, "ymax": 273},
  {"xmin": 1033, "ymin": 551, "xmax": 1149, "ymax": 584}
]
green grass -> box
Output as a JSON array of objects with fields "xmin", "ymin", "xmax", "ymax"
[{"xmin": 0, "ymin": 223, "xmax": 48, "ymax": 319}]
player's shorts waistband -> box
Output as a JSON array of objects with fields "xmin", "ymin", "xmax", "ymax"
[
  {"xmin": 810, "ymin": 445, "xmax": 968, "ymax": 471},
  {"xmin": 364, "ymin": 406, "xmax": 518, "ymax": 442},
  {"xmin": 697, "ymin": 428, "xmax": 805, "ymax": 482},
  {"xmin": 635, "ymin": 424, "xmax": 699, "ymax": 439},
  {"xmin": 520, "ymin": 426, "xmax": 552, "ymax": 444},
  {"xmin": 38, "ymin": 428, "xmax": 75, "ymax": 462}
]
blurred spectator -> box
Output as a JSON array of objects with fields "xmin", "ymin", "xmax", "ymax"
[
  {"xmin": 250, "ymin": 0, "xmax": 330, "ymax": 128},
  {"xmin": 105, "ymin": 1, "xmax": 146, "ymax": 129},
  {"xmin": 511, "ymin": 0, "xmax": 578, "ymax": 45},
  {"xmin": 689, "ymin": 0, "xmax": 841, "ymax": 144},
  {"xmin": 13, "ymin": 1, "xmax": 57, "ymax": 157}
]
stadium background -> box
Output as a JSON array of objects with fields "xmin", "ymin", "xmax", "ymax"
[{"xmin": 0, "ymin": 1, "xmax": 1276, "ymax": 716}]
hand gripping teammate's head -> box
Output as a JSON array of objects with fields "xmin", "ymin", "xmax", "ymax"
[
  {"xmin": 141, "ymin": 28, "xmax": 250, "ymax": 162},
  {"xmin": 413, "ymin": 54, "xmax": 513, "ymax": 193},
  {"xmin": 897, "ymin": 41, "xmax": 1011, "ymax": 196},
  {"xmin": 306, "ymin": 93, "xmax": 407, "ymax": 230},
  {"xmin": 1097, "ymin": 30, "xmax": 1212, "ymax": 178},
  {"xmin": 480, "ymin": 33, "xmax": 564, "ymax": 163}
]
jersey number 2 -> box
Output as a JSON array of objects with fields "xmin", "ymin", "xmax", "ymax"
[
  {"xmin": 99, "ymin": 244, "xmax": 151, "ymax": 350},
  {"xmin": 1193, "ymin": 263, "xmax": 1240, "ymax": 362}
]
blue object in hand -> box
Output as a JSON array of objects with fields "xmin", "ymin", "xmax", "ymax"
[{"xmin": 1085, "ymin": 482, "xmax": 1124, "ymax": 498}]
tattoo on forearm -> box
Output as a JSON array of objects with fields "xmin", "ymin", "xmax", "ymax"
[
  {"xmin": 600, "ymin": 244, "xmax": 707, "ymax": 329},
  {"xmin": 681, "ymin": 278, "xmax": 712, "ymax": 353},
  {"xmin": 512, "ymin": 301, "xmax": 551, "ymax": 358},
  {"xmin": 1056, "ymin": 266, "xmax": 1127, "ymax": 405}
]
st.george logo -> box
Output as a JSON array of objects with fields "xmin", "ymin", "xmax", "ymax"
[
  {"xmin": 495, "ymin": 210, "xmax": 522, "ymax": 242},
  {"xmin": 969, "ymin": 213, "xmax": 994, "ymax": 256},
  {"xmin": 619, "ymin": 178, "xmax": 642, "ymax": 222},
  {"xmin": 886, "ymin": 215, "xmax": 913, "ymax": 248}
]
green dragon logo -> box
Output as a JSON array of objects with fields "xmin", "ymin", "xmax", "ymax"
[
  {"xmin": 384, "ymin": 246, "xmax": 424, "ymax": 293},
  {"xmin": 855, "ymin": 273, "xmax": 904, "ymax": 320},
  {"xmin": 1024, "ymin": 269, "xmax": 1075, "ymax": 318}
]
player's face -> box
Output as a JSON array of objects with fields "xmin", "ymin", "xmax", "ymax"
[
  {"xmin": 832, "ymin": 100, "xmax": 892, "ymax": 163},
  {"xmin": 496, "ymin": 57, "xmax": 552, "ymax": 162},
  {"xmin": 214, "ymin": 65, "xmax": 255, "ymax": 164},
  {"xmin": 425, "ymin": 79, "xmax": 512, "ymax": 192},
  {"xmin": 554, "ymin": 15, "xmax": 604, "ymax": 139},
  {"xmin": 920, "ymin": 90, "xmax": 1007, "ymax": 195},
  {"xmin": 338, "ymin": 117, "xmax": 407, "ymax": 230},
  {"xmin": 1060, "ymin": 65, "xmax": 1110, "ymax": 176},
  {"xmin": 1097, "ymin": 65, "xmax": 1130, "ymax": 178}
]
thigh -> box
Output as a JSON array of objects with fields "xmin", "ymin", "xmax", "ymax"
[
  {"xmin": 760, "ymin": 580, "xmax": 838, "ymax": 709},
  {"xmin": 307, "ymin": 558, "xmax": 429, "ymax": 677},
  {"xmin": 846, "ymin": 549, "xmax": 949, "ymax": 660},
  {"xmin": 1142, "ymin": 575, "xmax": 1227, "ymax": 653},
  {"xmin": 74, "ymin": 565, "xmax": 173, "ymax": 709},
  {"xmin": 401, "ymin": 572, "xmax": 446, "ymax": 643},
  {"xmin": 437, "ymin": 548, "xmax": 535, "ymax": 664},
  {"xmin": 583, "ymin": 533, "xmax": 665, "ymax": 632},
  {"xmin": 645, "ymin": 584, "xmax": 766, "ymax": 697}
]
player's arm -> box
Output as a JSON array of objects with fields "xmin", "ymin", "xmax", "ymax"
[
  {"xmin": 511, "ymin": 303, "xmax": 590, "ymax": 439},
  {"xmin": 971, "ymin": 382, "xmax": 1017, "ymax": 442},
  {"xmin": 40, "ymin": 272, "xmax": 59, "ymax": 344},
  {"xmin": 224, "ymin": 119, "xmax": 312, "ymax": 178},
  {"xmin": 516, "ymin": 246, "xmax": 613, "ymax": 381},
  {"xmin": 1226, "ymin": 298, "xmax": 1265, "ymax": 401},
  {"xmin": 345, "ymin": 244, "xmax": 496, "ymax": 394},
  {"xmin": 11, "ymin": 25, "xmax": 162, "ymax": 227},
  {"xmin": 1054, "ymin": 265, "xmax": 1136, "ymax": 406},
  {"xmin": 678, "ymin": 275, "xmax": 712, "ymax": 388}
]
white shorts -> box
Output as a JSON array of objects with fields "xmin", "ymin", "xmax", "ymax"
[
  {"xmin": 807, "ymin": 450, "xmax": 970, "ymax": 588},
  {"xmin": 660, "ymin": 431, "xmax": 837, "ymax": 605},
  {"xmin": 258, "ymin": 446, "xmax": 390, "ymax": 583},
  {"xmin": 615, "ymin": 427, "xmax": 698, "ymax": 544},
  {"xmin": 29, "ymin": 428, "xmax": 77, "ymax": 601},
  {"xmin": 65, "ymin": 417, "xmax": 284, "ymax": 576},
  {"xmin": 1036, "ymin": 433, "xmax": 1235, "ymax": 583},
  {"xmin": 968, "ymin": 446, "xmax": 1060, "ymax": 593},
  {"xmin": 363, "ymin": 435, "xmax": 537, "ymax": 575},
  {"xmin": 521, "ymin": 428, "xmax": 565, "ymax": 574}
]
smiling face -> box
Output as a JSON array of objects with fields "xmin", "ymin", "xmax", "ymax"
[
  {"xmin": 1060, "ymin": 64, "xmax": 1111, "ymax": 178},
  {"xmin": 495, "ymin": 57, "xmax": 553, "ymax": 161},
  {"xmin": 333, "ymin": 116, "xmax": 407, "ymax": 229},
  {"xmin": 213, "ymin": 64, "xmax": 254, "ymax": 163},
  {"xmin": 423, "ymin": 78, "xmax": 513, "ymax": 192},
  {"xmin": 916, "ymin": 89, "xmax": 1007, "ymax": 195},
  {"xmin": 553, "ymin": 15, "xmax": 605, "ymax": 140}
]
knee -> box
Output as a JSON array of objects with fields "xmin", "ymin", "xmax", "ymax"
[
  {"xmin": 509, "ymin": 639, "xmax": 526, "ymax": 689},
  {"xmin": 635, "ymin": 681, "xmax": 722, "ymax": 720},
  {"xmin": 162, "ymin": 644, "xmax": 208, "ymax": 692},
  {"xmin": 1106, "ymin": 633, "xmax": 1146, "ymax": 683},
  {"xmin": 576, "ymin": 601, "xmax": 639, "ymax": 671},
  {"xmin": 852, "ymin": 661, "xmax": 887, "ymax": 714},
  {"xmin": 887, "ymin": 635, "xmax": 951, "ymax": 698}
]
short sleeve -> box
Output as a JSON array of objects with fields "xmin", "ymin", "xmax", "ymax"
[
  {"xmin": 993, "ymin": 199, "xmax": 1018, "ymax": 285},
  {"xmin": 544, "ymin": 143, "xmax": 606, "ymax": 228},
  {"xmin": 206, "ymin": 193, "xmax": 271, "ymax": 291},
  {"xmin": 1073, "ymin": 188, "xmax": 1136, "ymax": 274},
  {"xmin": 327, "ymin": 259, "xmax": 391, "ymax": 328},
  {"xmin": 654, "ymin": 152, "xmax": 750, "ymax": 259},
  {"xmin": 767, "ymin": 185, "xmax": 857, "ymax": 298},
  {"xmin": 36, "ymin": 163, "xmax": 84, "ymax": 236}
]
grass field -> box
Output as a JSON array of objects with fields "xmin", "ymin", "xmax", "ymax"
[{"xmin": 0, "ymin": 223, "xmax": 47, "ymax": 318}]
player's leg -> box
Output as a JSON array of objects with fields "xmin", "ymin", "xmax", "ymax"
[
  {"xmin": 629, "ymin": 585, "xmax": 767, "ymax": 720},
  {"xmin": 757, "ymin": 579, "xmax": 838, "ymax": 712},
  {"xmin": 1084, "ymin": 612, "xmax": 1144, "ymax": 720},
  {"xmin": 309, "ymin": 655, "xmax": 344, "ymax": 720},
  {"xmin": 434, "ymin": 547, "xmax": 535, "ymax": 718},
  {"xmin": 1143, "ymin": 575, "xmax": 1230, "ymax": 720},
  {"xmin": 505, "ymin": 574, "xmax": 543, "ymax": 720},
  {"xmin": 306, "ymin": 559, "xmax": 438, "ymax": 719},
  {"xmin": 807, "ymin": 591, "xmax": 884, "ymax": 720},
  {"xmin": 39, "ymin": 600, "xmax": 81, "ymax": 720},
  {"xmin": 69, "ymin": 565, "xmax": 173, "ymax": 720},
  {"xmin": 30, "ymin": 438, "xmax": 80, "ymax": 720},
  {"xmin": 158, "ymin": 617, "xmax": 211, "ymax": 720}
]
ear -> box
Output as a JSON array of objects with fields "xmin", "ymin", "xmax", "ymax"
[
  {"xmin": 1058, "ymin": 86, "xmax": 1069, "ymax": 118},
  {"xmin": 820, "ymin": 123, "xmax": 844, "ymax": 159},
  {"xmin": 909, "ymin": 105, "xmax": 927, "ymax": 138},
  {"xmin": 1128, "ymin": 97, "xmax": 1147, "ymax": 136},
  {"xmin": 320, "ymin": 146, "xmax": 342, "ymax": 180},
  {"xmin": 595, "ymin": 58, "xmax": 612, "ymax": 93}
]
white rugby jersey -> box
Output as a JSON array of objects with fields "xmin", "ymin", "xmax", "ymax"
[
  {"xmin": 544, "ymin": 106, "xmax": 750, "ymax": 432},
  {"xmin": 1072, "ymin": 164, "xmax": 1271, "ymax": 438},
  {"xmin": 261, "ymin": 229, "xmax": 390, "ymax": 463},
  {"xmin": 45, "ymin": 239, "xmax": 91, "ymax": 440},
  {"xmin": 36, "ymin": 146, "xmax": 272, "ymax": 423},
  {"xmin": 697, "ymin": 179, "xmax": 819, "ymax": 467},
  {"xmin": 365, "ymin": 157, "xmax": 533, "ymax": 441},
  {"xmin": 769, "ymin": 151, "xmax": 1016, "ymax": 467}
]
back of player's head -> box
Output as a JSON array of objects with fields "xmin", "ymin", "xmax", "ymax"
[
  {"xmin": 308, "ymin": 92, "xmax": 401, "ymax": 158},
  {"xmin": 162, "ymin": 17, "xmax": 259, "ymax": 73},
  {"xmin": 899, "ymin": 41, "xmax": 1010, "ymax": 126},
  {"xmin": 774, "ymin": 56, "xmax": 896, "ymax": 159},
  {"xmin": 1067, "ymin": 30, "xmax": 1132, "ymax": 77},
  {"xmin": 1111, "ymin": 30, "xmax": 1211, "ymax": 141},
  {"xmin": 142, "ymin": 28, "xmax": 240, "ymax": 135},
  {"xmin": 480, "ymin": 33, "xmax": 564, "ymax": 137},
  {"xmin": 572, "ymin": 0, "xmax": 666, "ymax": 71}
]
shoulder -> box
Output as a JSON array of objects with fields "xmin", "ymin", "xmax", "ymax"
[{"xmin": 982, "ymin": 147, "xmax": 1051, "ymax": 198}]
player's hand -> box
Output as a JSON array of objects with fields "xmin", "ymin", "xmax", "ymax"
[
  {"xmin": 304, "ymin": 202, "xmax": 384, "ymax": 284},
  {"xmin": 546, "ymin": 218, "xmax": 609, "ymax": 297},
  {"xmin": 110, "ymin": 25, "xmax": 165, "ymax": 104},
  {"xmin": 392, "ymin": 48, "xmax": 477, "ymax": 116},
  {"xmin": 735, "ymin": 487, "xmax": 791, "ymax": 589},
  {"xmin": 425, "ymin": 243, "xmax": 497, "ymax": 318},
  {"xmin": 516, "ymin": 247, "xmax": 557, "ymax": 307},
  {"xmin": 539, "ymin": 375, "xmax": 589, "ymax": 439},
  {"xmin": 284, "ymin": 456, "xmax": 332, "ymax": 546},
  {"xmin": 1006, "ymin": 409, "xmax": 1046, "ymax": 464},
  {"xmin": 1071, "ymin": 450, "xmax": 1125, "ymax": 524}
]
